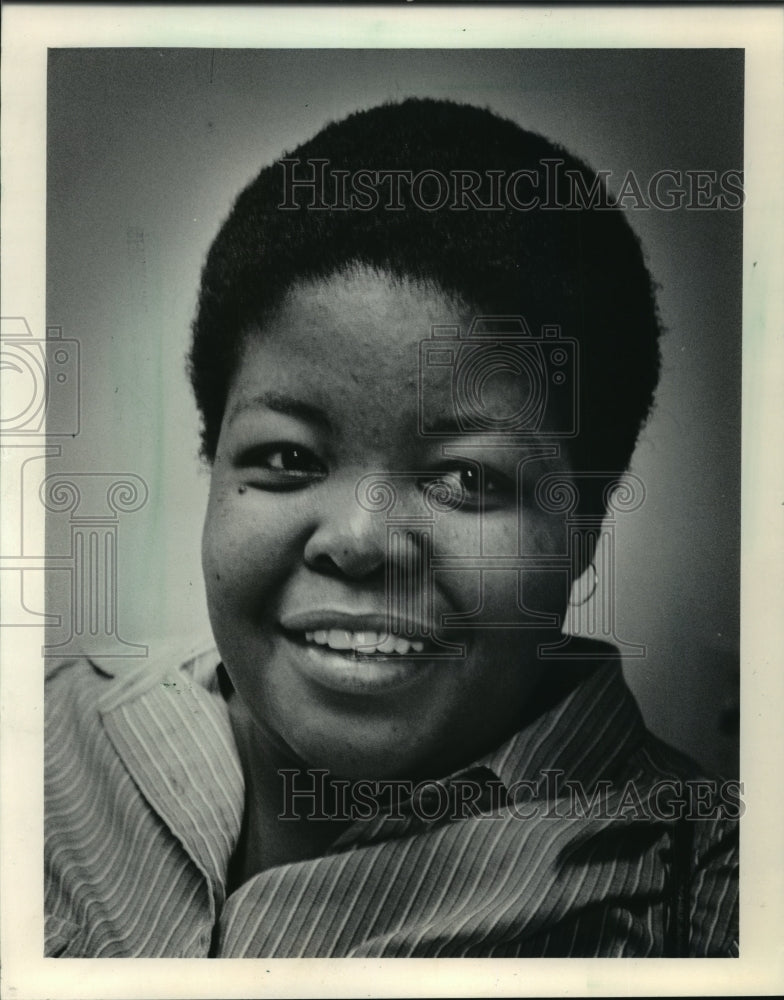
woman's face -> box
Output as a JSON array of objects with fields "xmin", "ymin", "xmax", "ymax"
[{"xmin": 202, "ymin": 268, "xmax": 574, "ymax": 779}]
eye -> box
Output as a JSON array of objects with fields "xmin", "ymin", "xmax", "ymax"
[
  {"xmin": 237, "ymin": 443, "xmax": 327, "ymax": 489},
  {"xmin": 438, "ymin": 466, "xmax": 480, "ymax": 497},
  {"xmin": 427, "ymin": 464, "xmax": 515, "ymax": 510}
]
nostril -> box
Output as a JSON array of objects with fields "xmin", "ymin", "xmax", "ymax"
[
  {"xmin": 304, "ymin": 540, "xmax": 386, "ymax": 581},
  {"xmin": 303, "ymin": 508, "xmax": 388, "ymax": 580}
]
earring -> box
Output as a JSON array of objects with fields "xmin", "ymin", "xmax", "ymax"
[{"xmin": 569, "ymin": 562, "xmax": 597, "ymax": 606}]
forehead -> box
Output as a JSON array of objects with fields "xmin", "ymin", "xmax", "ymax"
[
  {"xmin": 230, "ymin": 269, "xmax": 468, "ymax": 412},
  {"xmin": 226, "ymin": 267, "xmax": 537, "ymax": 445},
  {"xmin": 264, "ymin": 267, "xmax": 470, "ymax": 362}
]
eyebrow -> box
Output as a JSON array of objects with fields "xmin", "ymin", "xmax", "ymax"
[{"xmin": 227, "ymin": 391, "xmax": 332, "ymax": 431}]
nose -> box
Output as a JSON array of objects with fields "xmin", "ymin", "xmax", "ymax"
[{"xmin": 303, "ymin": 484, "xmax": 389, "ymax": 580}]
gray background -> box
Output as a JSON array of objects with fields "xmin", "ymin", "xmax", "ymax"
[{"xmin": 46, "ymin": 48, "xmax": 742, "ymax": 777}]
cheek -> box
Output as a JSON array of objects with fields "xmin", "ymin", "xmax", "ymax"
[
  {"xmin": 201, "ymin": 490, "xmax": 293, "ymax": 616},
  {"xmin": 435, "ymin": 508, "xmax": 565, "ymax": 557},
  {"xmin": 434, "ymin": 511, "xmax": 568, "ymax": 625},
  {"xmin": 434, "ymin": 509, "xmax": 565, "ymax": 570}
]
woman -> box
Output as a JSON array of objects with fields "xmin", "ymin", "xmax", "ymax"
[{"xmin": 45, "ymin": 98, "xmax": 738, "ymax": 957}]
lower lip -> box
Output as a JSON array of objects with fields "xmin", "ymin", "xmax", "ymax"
[{"xmin": 282, "ymin": 631, "xmax": 436, "ymax": 696}]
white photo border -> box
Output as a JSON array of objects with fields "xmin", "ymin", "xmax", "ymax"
[{"xmin": 1, "ymin": 4, "xmax": 782, "ymax": 997}]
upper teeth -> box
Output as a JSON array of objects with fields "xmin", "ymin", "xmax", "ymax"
[{"xmin": 305, "ymin": 629, "xmax": 424, "ymax": 655}]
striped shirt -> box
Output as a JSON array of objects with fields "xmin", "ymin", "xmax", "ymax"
[{"xmin": 45, "ymin": 639, "xmax": 738, "ymax": 957}]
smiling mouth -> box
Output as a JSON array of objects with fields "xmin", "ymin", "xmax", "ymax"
[
  {"xmin": 303, "ymin": 628, "xmax": 425, "ymax": 656},
  {"xmin": 286, "ymin": 631, "xmax": 439, "ymax": 697},
  {"xmin": 279, "ymin": 616, "xmax": 443, "ymax": 694},
  {"xmin": 280, "ymin": 611, "xmax": 437, "ymax": 660},
  {"xmin": 283, "ymin": 627, "xmax": 429, "ymax": 659}
]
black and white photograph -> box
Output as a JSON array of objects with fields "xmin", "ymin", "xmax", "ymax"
[{"xmin": 1, "ymin": 5, "xmax": 782, "ymax": 998}]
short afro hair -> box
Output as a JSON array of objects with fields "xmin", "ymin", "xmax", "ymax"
[{"xmin": 190, "ymin": 97, "xmax": 662, "ymax": 511}]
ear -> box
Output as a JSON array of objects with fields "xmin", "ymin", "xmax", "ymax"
[
  {"xmin": 566, "ymin": 525, "xmax": 599, "ymax": 609},
  {"xmin": 568, "ymin": 560, "xmax": 598, "ymax": 608},
  {"xmin": 570, "ymin": 523, "xmax": 600, "ymax": 576}
]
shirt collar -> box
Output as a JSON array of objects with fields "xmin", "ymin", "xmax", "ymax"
[
  {"xmin": 91, "ymin": 638, "xmax": 245, "ymax": 915},
  {"xmin": 474, "ymin": 643, "xmax": 645, "ymax": 793}
]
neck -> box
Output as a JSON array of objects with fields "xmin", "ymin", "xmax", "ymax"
[{"xmin": 227, "ymin": 695, "xmax": 351, "ymax": 887}]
